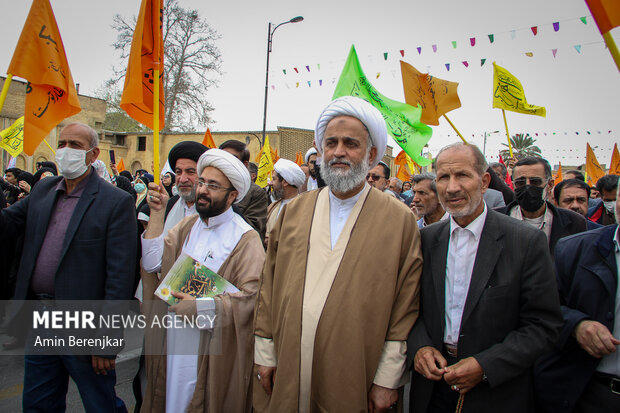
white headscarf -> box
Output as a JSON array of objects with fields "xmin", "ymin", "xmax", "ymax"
[
  {"xmin": 274, "ymin": 159, "xmax": 306, "ymax": 188},
  {"xmin": 314, "ymin": 96, "xmax": 388, "ymax": 168},
  {"xmin": 304, "ymin": 147, "xmax": 318, "ymax": 164},
  {"xmin": 196, "ymin": 149, "xmax": 250, "ymax": 203}
]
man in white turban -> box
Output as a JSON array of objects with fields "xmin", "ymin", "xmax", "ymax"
[
  {"xmin": 141, "ymin": 148, "xmax": 265, "ymax": 412},
  {"xmin": 264, "ymin": 159, "xmax": 306, "ymax": 247},
  {"xmin": 304, "ymin": 147, "xmax": 320, "ymax": 190},
  {"xmin": 253, "ymin": 96, "xmax": 423, "ymax": 412}
]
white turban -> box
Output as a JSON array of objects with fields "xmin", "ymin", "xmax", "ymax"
[
  {"xmin": 274, "ymin": 159, "xmax": 306, "ymax": 188},
  {"xmin": 304, "ymin": 147, "xmax": 317, "ymax": 164},
  {"xmin": 196, "ymin": 148, "xmax": 250, "ymax": 203},
  {"xmin": 314, "ymin": 96, "xmax": 388, "ymax": 168}
]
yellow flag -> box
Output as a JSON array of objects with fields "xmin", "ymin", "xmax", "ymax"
[
  {"xmin": 0, "ymin": 117, "xmax": 25, "ymax": 157},
  {"xmin": 586, "ymin": 143, "xmax": 605, "ymax": 185},
  {"xmin": 492, "ymin": 62, "xmax": 546, "ymax": 117},
  {"xmin": 609, "ymin": 143, "xmax": 620, "ymax": 175},
  {"xmin": 256, "ymin": 135, "xmax": 274, "ymax": 188},
  {"xmin": 401, "ymin": 61, "xmax": 461, "ymax": 126},
  {"xmin": 117, "ymin": 158, "xmax": 126, "ymax": 172}
]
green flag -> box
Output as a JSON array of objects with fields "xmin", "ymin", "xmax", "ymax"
[{"xmin": 333, "ymin": 45, "xmax": 432, "ymax": 166}]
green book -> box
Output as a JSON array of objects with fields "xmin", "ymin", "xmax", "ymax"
[{"xmin": 155, "ymin": 252, "xmax": 239, "ymax": 305}]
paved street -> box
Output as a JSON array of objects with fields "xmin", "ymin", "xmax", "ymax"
[{"xmin": 0, "ymin": 332, "xmax": 142, "ymax": 412}]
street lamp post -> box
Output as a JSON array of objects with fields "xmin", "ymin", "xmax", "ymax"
[
  {"xmin": 261, "ymin": 16, "xmax": 304, "ymax": 146},
  {"xmin": 483, "ymin": 130, "xmax": 500, "ymax": 156}
]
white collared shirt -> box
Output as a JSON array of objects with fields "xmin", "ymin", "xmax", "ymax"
[
  {"xmin": 597, "ymin": 226, "xmax": 620, "ymax": 376},
  {"xmin": 510, "ymin": 203, "xmax": 554, "ymax": 242},
  {"xmin": 444, "ymin": 204, "xmax": 488, "ymax": 345},
  {"xmin": 328, "ymin": 184, "xmax": 368, "ymax": 249}
]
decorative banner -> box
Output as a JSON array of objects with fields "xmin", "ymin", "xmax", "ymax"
[
  {"xmin": 417, "ymin": 47, "xmax": 422, "ymax": 54},
  {"xmin": 581, "ymin": 16, "xmax": 588, "ymax": 24},
  {"xmin": 120, "ymin": 0, "xmax": 164, "ymax": 131},
  {"xmin": 553, "ymin": 22, "xmax": 560, "ymax": 31},
  {"xmin": 574, "ymin": 44, "xmax": 582, "ymax": 53},
  {"xmin": 333, "ymin": 45, "xmax": 432, "ymax": 166},
  {"xmin": 319, "ymin": 79, "xmax": 323, "ymax": 86},
  {"xmin": 488, "ymin": 34, "xmax": 495, "ymax": 43},
  {"xmin": 552, "ymin": 48, "xmax": 558, "ymax": 57},
  {"xmin": 384, "ymin": 52, "xmax": 388, "ymax": 60},
  {"xmin": 470, "ymin": 37, "xmax": 476, "ymax": 46},
  {"xmin": 306, "ymin": 65, "xmax": 310, "ymax": 72},
  {"xmin": 432, "ymin": 44, "xmax": 437, "ymax": 52},
  {"xmin": 481, "ymin": 58, "xmax": 487, "ymax": 66},
  {"xmin": 256, "ymin": 135, "xmax": 274, "ymax": 188},
  {"xmin": 531, "ymin": 26, "xmax": 538, "ymax": 35},
  {"xmin": 7, "ymin": 0, "xmax": 82, "ymax": 156},
  {"xmin": 294, "ymin": 67, "xmax": 299, "ymax": 73},
  {"xmin": 307, "ymin": 81, "xmax": 311, "ymax": 87},
  {"xmin": 283, "ymin": 69, "xmax": 286, "ymax": 75},
  {"xmin": 400, "ymin": 50, "xmax": 405, "ymax": 57},
  {"xmin": 586, "ymin": 143, "xmax": 605, "ymax": 185},
  {"xmin": 462, "ymin": 61, "xmax": 469, "ymax": 67},
  {"xmin": 451, "ymin": 41, "xmax": 457, "ymax": 48},
  {"xmin": 445, "ymin": 63, "xmax": 450, "ymax": 71},
  {"xmin": 0, "ymin": 116, "xmax": 25, "ymax": 157},
  {"xmin": 400, "ymin": 61, "xmax": 461, "ymax": 126},
  {"xmin": 492, "ymin": 62, "xmax": 546, "ymax": 117}
]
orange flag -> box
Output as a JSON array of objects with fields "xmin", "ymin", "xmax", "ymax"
[
  {"xmin": 295, "ymin": 151, "xmax": 303, "ymax": 166},
  {"xmin": 586, "ymin": 0, "xmax": 620, "ymax": 34},
  {"xmin": 120, "ymin": 0, "xmax": 164, "ymax": 131},
  {"xmin": 554, "ymin": 162, "xmax": 563, "ymax": 186},
  {"xmin": 202, "ymin": 128, "xmax": 216, "ymax": 148},
  {"xmin": 7, "ymin": 0, "xmax": 81, "ymax": 156},
  {"xmin": 396, "ymin": 165, "xmax": 411, "ymax": 182},
  {"xmin": 610, "ymin": 143, "xmax": 620, "ymax": 175},
  {"xmin": 401, "ymin": 61, "xmax": 461, "ymax": 126},
  {"xmin": 117, "ymin": 158, "xmax": 126, "ymax": 172},
  {"xmin": 586, "ymin": 143, "xmax": 606, "ymax": 185}
]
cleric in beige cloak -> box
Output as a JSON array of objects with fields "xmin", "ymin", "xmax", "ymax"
[
  {"xmin": 140, "ymin": 149, "xmax": 265, "ymax": 412},
  {"xmin": 253, "ymin": 96, "xmax": 423, "ymax": 412}
]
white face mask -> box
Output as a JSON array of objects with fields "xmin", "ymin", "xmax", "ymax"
[
  {"xmin": 603, "ymin": 200, "xmax": 616, "ymax": 213},
  {"xmin": 56, "ymin": 147, "xmax": 93, "ymax": 179}
]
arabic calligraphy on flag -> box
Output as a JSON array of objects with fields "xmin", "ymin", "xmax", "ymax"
[
  {"xmin": 0, "ymin": 117, "xmax": 25, "ymax": 157},
  {"xmin": 7, "ymin": 0, "xmax": 81, "ymax": 156},
  {"xmin": 492, "ymin": 62, "xmax": 545, "ymax": 117}
]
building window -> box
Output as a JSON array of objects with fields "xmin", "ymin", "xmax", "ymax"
[
  {"xmin": 137, "ymin": 136, "xmax": 146, "ymax": 151},
  {"xmin": 114, "ymin": 135, "xmax": 126, "ymax": 146}
]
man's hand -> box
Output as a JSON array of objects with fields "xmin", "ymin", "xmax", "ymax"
[
  {"xmin": 109, "ymin": 162, "xmax": 118, "ymax": 175},
  {"xmin": 18, "ymin": 181, "xmax": 31, "ymax": 194},
  {"xmin": 169, "ymin": 291, "xmax": 197, "ymax": 319},
  {"xmin": 256, "ymin": 364, "xmax": 277, "ymax": 395},
  {"xmin": 92, "ymin": 355, "xmax": 116, "ymax": 375},
  {"xmin": 414, "ymin": 346, "xmax": 447, "ymax": 380},
  {"xmin": 443, "ymin": 357, "xmax": 484, "ymax": 394},
  {"xmin": 368, "ymin": 384, "xmax": 398, "ymax": 413},
  {"xmin": 575, "ymin": 320, "xmax": 620, "ymax": 358},
  {"xmin": 146, "ymin": 183, "xmax": 170, "ymax": 213}
]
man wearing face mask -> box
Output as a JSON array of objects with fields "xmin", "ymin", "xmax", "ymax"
[
  {"xmin": 588, "ymin": 174, "xmax": 619, "ymax": 226},
  {"xmin": 497, "ymin": 156, "xmax": 586, "ymax": 256},
  {"xmin": 0, "ymin": 123, "xmax": 137, "ymax": 412}
]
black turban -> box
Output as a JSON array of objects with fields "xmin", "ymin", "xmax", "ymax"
[
  {"xmin": 17, "ymin": 171, "xmax": 34, "ymax": 187},
  {"xmin": 38, "ymin": 161, "xmax": 58, "ymax": 174},
  {"xmin": 168, "ymin": 141, "xmax": 208, "ymax": 171},
  {"xmin": 119, "ymin": 170, "xmax": 133, "ymax": 181}
]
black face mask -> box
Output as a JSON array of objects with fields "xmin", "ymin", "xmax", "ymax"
[{"xmin": 515, "ymin": 184, "xmax": 545, "ymax": 212}]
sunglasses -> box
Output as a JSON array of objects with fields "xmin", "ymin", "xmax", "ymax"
[
  {"xmin": 366, "ymin": 174, "xmax": 385, "ymax": 181},
  {"xmin": 513, "ymin": 177, "xmax": 547, "ymax": 188}
]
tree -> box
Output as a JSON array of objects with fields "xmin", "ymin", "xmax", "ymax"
[
  {"xmin": 94, "ymin": 85, "xmax": 148, "ymax": 132},
  {"xmin": 500, "ymin": 133, "xmax": 542, "ymax": 160},
  {"xmin": 108, "ymin": 0, "xmax": 222, "ymax": 132}
]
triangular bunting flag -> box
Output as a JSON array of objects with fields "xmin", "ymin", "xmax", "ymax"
[
  {"xmin": 384, "ymin": 52, "xmax": 388, "ymax": 60},
  {"xmin": 525, "ymin": 52, "xmax": 534, "ymax": 57},
  {"xmin": 445, "ymin": 63, "xmax": 450, "ymax": 71},
  {"xmin": 574, "ymin": 45, "xmax": 582, "ymax": 53},
  {"xmin": 531, "ymin": 26, "xmax": 538, "ymax": 35},
  {"xmin": 552, "ymin": 48, "xmax": 558, "ymax": 58},
  {"xmin": 470, "ymin": 37, "xmax": 476, "ymax": 46},
  {"xmin": 376, "ymin": 72, "xmax": 381, "ymax": 79},
  {"xmin": 294, "ymin": 67, "xmax": 298, "ymax": 73},
  {"xmin": 283, "ymin": 69, "xmax": 286, "ymax": 75},
  {"xmin": 451, "ymin": 41, "xmax": 457, "ymax": 48},
  {"xmin": 400, "ymin": 49, "xmax": 405, "ymax": 57},
  {"xmin": 553, "ymin": 22, "xmax": 560, "ymax": 31},
  {"xmin": 295, "ymin": 82, "xmax": 299, "ymax": 88},
  {"xmin": 488, "ymin": 34, "xmax": 494, "ymax": 43},
  {"xmin": 306, "ymin": 65, "xmax": 310, "ymax": 72},
  {"xmin": 319, "ymin": 79, "xmax": 323, "ymax": 86},
  {"xmin": 417, "ymin": 47, "xmax": 422, "ymax": 54},
  {"xmin": 307, "ymin": 81, "xmax": 311, "ymax": 87},
  {"xmin": 432, "ymin": 44, "xmax": 437, "ymax": 53},
  {"xmin": 481, "ymin": 58, "xmax": 487, "ymax": 66},
  {"xmin": 580, "ymin": 16, "xmax": 587, "ymax": 24},
  {"xmin": 462, "ymin": 61, "xmax": 469, "ymax": 67},
  {"xmin": 317, "ymin": 63, "xmax": 321, "ymax": 70}
]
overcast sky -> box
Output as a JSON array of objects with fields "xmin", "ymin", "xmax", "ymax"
[{"xmin": 3, "ymin": 0, "xmax": 619, "ymax": 166}]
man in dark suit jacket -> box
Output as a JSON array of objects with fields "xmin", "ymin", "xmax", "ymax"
[
  {"xmin": 496, "ymin": 156, "xmax": 587, "ymax": 256},
  {"xmin": 534, "ymin": 221, "xmax": 620, "ymax": 412},
  {"xmin": 0, "ymin": 123, "xmax": 137, "ymax": 412},
  {"xmin": 408, "ymin": 143, "xmax": 563, "ymax": 413}
]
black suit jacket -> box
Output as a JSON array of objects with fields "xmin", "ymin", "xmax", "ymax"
[
  {"xmin": 408, "ymin": 209, "xmax": 563, "ymax": 413},
  {"xmin": 534, "ymin": 225, "xmax": 618, "ymax": 412},
  {"xmin": 496, "ymin": 201, "xmax": 587, "ymax": 257},
  {"xmin": 0, "ymin": 169, "xmax": 137, "ymax": 303}
]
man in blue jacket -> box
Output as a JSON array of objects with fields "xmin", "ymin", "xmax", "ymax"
[
  {"xmin": 534, "ymin": 191, "xmax": 620, "ymax": 412},
  {"xmin": 0, "ymin": 123, "xmax": 137, "ymax": 412}
]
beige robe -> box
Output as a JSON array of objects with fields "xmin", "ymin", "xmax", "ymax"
[
  {"xmin": 253, "ymin": 187, "xmax": 423, "ymax": 412},
  {"xmin": 141, "ymin": 215, "xmax": 265, "ymax": 413}
]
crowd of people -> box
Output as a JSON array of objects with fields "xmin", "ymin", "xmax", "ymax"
[{"xmin": 0, "ymin": 96, "xmax": 618, "ymax": 412}]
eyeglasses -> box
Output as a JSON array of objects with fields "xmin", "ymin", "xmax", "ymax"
[
  {"xmin": 197, "ymin": 180, "xmax": 234, "ymax": 192},
  {"xmin": 513, "ymin": 177, "xmax": 547, "ymax": 188},
  {"xmin": 366, "ymin": 174, "xmax": 386, "ymax": 181}
]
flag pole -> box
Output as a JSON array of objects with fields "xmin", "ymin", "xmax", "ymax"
[
  {"xmin": 153, "ymin": 67, "xmax": 160, "ymax": 185},
  {"xmin": 43, "ymin": 139, "xmax": 56, "ymax": 154},
  {"xmin": 442, "ymin": 114, "xmax": 468, "ymax": 144},
  {"xmin": 0, "ymin": 74, "xmax": 13, "ymax": 113},
  {"xmin": 603, "ymin": 32, "xmax": 620, "ymax": 73},
  {"xmin": 501, "ymin": 109, "xmax": 513, "ymax": 157}
]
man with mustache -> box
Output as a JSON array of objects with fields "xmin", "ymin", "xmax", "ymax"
[
  {"xmin": 141, "ymin": 149, "xmax": 265, "ymax": 412},
  {"xmin": 408, "ymin": 143, "xmax": 563, "ymax": 413},
  {"xmin": 253, "ymin": 96, "xmax": 423, "ymax": 412}
]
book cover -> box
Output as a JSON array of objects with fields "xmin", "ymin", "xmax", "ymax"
[{"xmin": 155, "ymin": 252, "xmax": 239, "ymax": 305}]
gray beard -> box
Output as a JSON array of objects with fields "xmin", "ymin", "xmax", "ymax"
[
  {"xmin": 320, "ymin": 152, "xmax": 370, "ymax": 194},
  {"xmin": 178, "ymin": 185, "xmax": 196, "ymax": 203}
]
